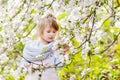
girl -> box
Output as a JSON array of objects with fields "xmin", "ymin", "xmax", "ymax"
[{"xmin": 22, "ymin": 14, "xmax": 69, "ymax": 80}]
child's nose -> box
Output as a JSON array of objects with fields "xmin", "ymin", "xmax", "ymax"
[{"xmin": 50, "ymin": 32, "xmax": 55, "ymax": 36}]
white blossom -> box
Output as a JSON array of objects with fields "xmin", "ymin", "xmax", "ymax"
[
  {"xmin": 90, "ymin": 36, "xmax": 98, "ymax": 46},
  {"xmin": 93, "ymin": 21, "xmax": 102, "ymax": 30},
  {"xmin": 82, "ymin": 42, "xmax": 90, "ymax": 60},
  {"xmin": 10, "ymin": 68, "xmax": 22, "ymax": 80},
  {"xmin": 68, "ymin": 7, "xmax": 80, "ymax": 21},
  {"xmin": 0, "ymin": 75, "xmax": 5, "ymax": 80},
  {"xmin": 25, "ymin": 71, "xmax": 40, "ymax": 80},
  {"xmin": 52, "ymin": 1, "xmax": 60, "ymax": 11},
  {"xmin": 95, "ymin": 30, "xmax": 106, "ymax": 41},
  {"xmin": 59, "ymin": 18, "xmax": 68, "ymax": 28},
  {"xmin": 0, "ymin": 54, "xmax": 9, "ymax": 64},
  {"xmin": 94, "ymin": 47, "xmax": 100, "ymax": 54},
  {"xmin": 115, "ymin": 21, "xmax": 120, "ymax": 28},
  {"xmin": 70, "ymin": 74, "xmax": 76, "ymax": 80},
  {"xmin": 44, "ymin": 0, "xmax": 53, "ymax": 5},
  {"xmin": 81, "ymin": 23, "xmax": 88, "ymax": 28},
  {"xmin": 81, "ymin": 68, "xmax": 91, "ymax": 78},
  {"xmin": 0, "ymin": 0, "xmax": 119, "ymax": 79},
  {"xmin": 4, "ymin": 66, "xmax": 10, "ymax": 73},
  {"xmin": 64, "ymin": 54, "xmax": 69, "ymax": 61}
]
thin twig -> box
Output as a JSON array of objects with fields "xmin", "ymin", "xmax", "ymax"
[
  {"xmin": 87, "ymin": 8, "xmax": 96, "ymax": 68},
  {"xmin": 23, "ymin": 23, "xmax": 37, "ymax": 38},
  {"xmin": 12, "ymin": 0, "xmax": 26, "ymax": 18},
  {"xmin": 14, "ymin": 1, "xmax": 30, "ymax": 32},
  {"xmin": 99, "ymin": 31, "xmax": 120, "ymax": 54}
]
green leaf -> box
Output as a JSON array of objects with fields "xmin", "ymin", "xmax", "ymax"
[
  {"xmin": 58, "ymin": 13, "xmax": 68, "ymax": 21},
  {"xmin": 24, "ymin": 23, "xmax": 35, "ymax": 33},
  {"xmin": 71, "ymin": 38, "xmax": 80, "ymax": 47},
  {"xmin": 29, "ymin": 18, "xmax": 33, "ymax": 23},
  {"xmin": 0, "ymin": 27, "xmax": 2, "ymax": 32},
  {"xmin": 14, "ymin": 42, "xmax": 24, "ymax": 52},
  {"xmin": 6, "ymin": 75, "xmax": 15, "ymax": 80},
  {"xmin": 31, "ymin": 9, "xmax": 37, "ymax": 15},
  {"xmin": 102, "ymin": 19, "xmax": 111, "ymax": 33},
  {"xmin": 115, "ymin": 43, "xmax": 120, "ymax": 54},
  {"xmin": 64, "ymin": 0, "xmax": 70, "ymax": 5},
  {"xmin": 110, "ymin": 27, "xmax": 120, "ymax": 33},
  {"xmin": 116, "ymin": 43, "xmax": 120, "ymax": 50},
  {"xmin": 10, "ymin": 18, "xmax": 12, "ymax": 22},
  {"xmin": 42, "ymin": 47, "xmax": 49, "ymax": 53},
  {"xmin": 33, "ymin": 0, "xmax": 38, "ymax": 2},
  {"xmin": 16, "ymin": 32, "xmax": 22, "ymax": 39},
  {"xmin": 18, "ymin": 74, "xmax": 26, "ymax": 80},
  {"xmin": 0, "ymin": 35, "xmax": 3, "ymax": 43}
]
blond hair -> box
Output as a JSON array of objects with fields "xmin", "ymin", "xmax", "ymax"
[{"xmin": 38, "ymin": 14, "xmax": 59, "ymax": 36}]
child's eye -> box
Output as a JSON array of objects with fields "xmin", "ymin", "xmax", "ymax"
[
  {"xmin": 47, "ymin": 31, "xmax": 50, "ymax": 33},
  {"xmin": 53, "ymin": 31, "xmax": 56, "ymax": 33}
]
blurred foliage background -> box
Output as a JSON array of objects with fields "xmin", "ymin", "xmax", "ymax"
[{"xmin": 0, "ymin": 0, "xmax": 120, "ymax": 80}]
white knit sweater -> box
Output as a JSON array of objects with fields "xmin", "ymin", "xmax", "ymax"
[{"xmin": 22, "ymin": 40, "xmax": 63, "ymax": 80}]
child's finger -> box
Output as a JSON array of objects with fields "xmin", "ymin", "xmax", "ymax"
[{"xmin": 63, "ymin": 46, "xmax": 69, "ymax": 52}]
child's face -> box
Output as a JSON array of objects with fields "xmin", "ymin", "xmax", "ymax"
[{"xmin": 40, "ymin": 26, "xmax": 57, "ymax": 44}]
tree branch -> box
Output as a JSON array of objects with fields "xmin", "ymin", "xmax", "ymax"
[
  {"xmin": 99, "ymin": 31, "xmax": 120, "ymax": 54},
  {"xmin": 12, "ymin": 0, "xmax": 26, "ymax": 18}
]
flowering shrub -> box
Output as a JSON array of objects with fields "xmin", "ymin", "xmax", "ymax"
[{"xmin": 0, "ymin": 0, "xmax": 120, "ymax": 80}]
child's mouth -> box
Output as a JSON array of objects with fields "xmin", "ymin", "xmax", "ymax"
[{"xmin": 48, "ymin": 37, "xmax": 53, "ymax": 39}]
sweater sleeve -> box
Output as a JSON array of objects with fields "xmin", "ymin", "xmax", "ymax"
[
  {"xmin": 23, "ymin": 41, "xmax": 53, "ymax": 61},
  {"xmin": 53, "ymin": 51, "xmax": 65, "ymax": 70}
]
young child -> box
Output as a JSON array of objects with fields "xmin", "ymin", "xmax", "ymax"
[{"xmin": 22, "ymin": 14, "xmax": 69, "ymax": 80}]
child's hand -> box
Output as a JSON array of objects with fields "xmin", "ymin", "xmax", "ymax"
[
  {"xmin": 62, "ymin": 44, "xmax": 69, "ymax": 53},
  {"xmin": 52, "ymin": 40, "xmax": 70, "ymax": 54}
]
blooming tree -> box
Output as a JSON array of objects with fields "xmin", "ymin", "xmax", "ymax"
[{"xmin": 0, "ymin": 0, "xmax": 120, "ymax": 80}]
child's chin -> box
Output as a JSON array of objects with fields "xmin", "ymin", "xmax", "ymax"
[
  {"xmin": 47, "ymin": 40, "xmax": 53, "ymax": 43},
  {"xmin": 49, "ymin": 39, "xmax": 54, "ymax": 41}
]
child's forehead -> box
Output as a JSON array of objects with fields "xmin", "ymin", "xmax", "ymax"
[{"xmin": 44, "ymin": 26, "xmax": 57, "ymax": 31}]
